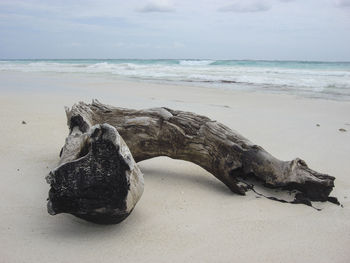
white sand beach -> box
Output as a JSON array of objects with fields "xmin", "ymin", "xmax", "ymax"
[{"xmin": 1, "ymin": 71, "xmax": 350, "ymax": 263}]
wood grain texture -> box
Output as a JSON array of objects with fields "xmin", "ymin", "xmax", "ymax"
[{"xmin": 59, "ymin": 100, "xmax": 336, "ymax": 204}]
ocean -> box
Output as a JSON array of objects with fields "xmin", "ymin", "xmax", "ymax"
[{"xmin": 1, "ymin": 59, "xmax": 350, "ymax": 100}]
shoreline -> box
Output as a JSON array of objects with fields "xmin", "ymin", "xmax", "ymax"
[
  {"xmin": 1, "ymin": 57, "xmax": 349, "ymax": 102},
  {"xmin": 2, "ymin": 70, "xmax": 349, "ymax": 101}
]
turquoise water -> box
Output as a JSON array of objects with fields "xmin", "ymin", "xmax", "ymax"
[
  {"xmin": 1, "ymin": 59, "xmax": 350, "ymax": 100},
  {"xmin": 2, "ymin": 59, "xmax": 350, "ymax": 69}
]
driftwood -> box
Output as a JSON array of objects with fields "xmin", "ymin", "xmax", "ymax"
[
  {"xmin": 46, "ymin": 124, "xmax": 144, "ymax": 224},
  {"xmin": 47, "ymin": 100, "xmax": 337, "ymax": 224}
]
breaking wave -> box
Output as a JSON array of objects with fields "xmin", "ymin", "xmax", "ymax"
[{"xmin": 1, "ymin": 59, "xmax": 349, "ymax": 100}]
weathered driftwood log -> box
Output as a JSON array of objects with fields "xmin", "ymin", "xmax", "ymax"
[
  {"xmin": 46, "ymin": 123, "xmax": 144, "ymax": 224},
  {"xmin": 47, "ymin": 100, "xmax": 337, "ymax": 224}
]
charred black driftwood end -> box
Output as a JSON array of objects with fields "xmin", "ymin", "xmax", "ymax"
[{"xmin": 46, "ymin": 124, "xmax": 144, "ymax": 224}]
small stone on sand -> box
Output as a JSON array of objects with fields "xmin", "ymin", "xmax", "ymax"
[
  {"xmin": 22, "ymin": 121, "xmax": 26, "ymax": 124},
  {"xmin": 339, "ymin": 128, "xmax": 347, "ymax": 132},
  {"xmin": 316, "ymin": 124, "xmax": 320, "ymax": 127}
]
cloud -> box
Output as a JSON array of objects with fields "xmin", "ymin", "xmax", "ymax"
[
  {"xmin": 137, "ymin": 0, "xmax": 175, "ymax": 13},
  {"xmin": 173, "ymin": 41, "xmax": 185, "ymax": 48},
  {"xmin": 334, "ymin": 0, "xmax": 350, "ymax": 7},
  {"xmin": 68, "ymin": 42, "xmax": 81, "ymax": 47},
  {"xmin": 218, "ymin": 1, "xmax": 271, "ymax": 13},
  {"xmin": 154, "ymin": 41, "xmax": 184, "ymax": 49}
]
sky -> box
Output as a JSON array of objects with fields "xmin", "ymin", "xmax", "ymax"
[{"xmin": 0, "ymin": 0, "xmax": 349, "ymax": 61}]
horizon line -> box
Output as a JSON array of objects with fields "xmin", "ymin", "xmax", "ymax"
[{"xmin": 1, "ymin": 58, "xmax": 350, "ymax": 63}]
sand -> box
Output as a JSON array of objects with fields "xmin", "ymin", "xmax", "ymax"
[{"xmin": 0, "ymin": 71, "xmax": 350, "ymax": 263}]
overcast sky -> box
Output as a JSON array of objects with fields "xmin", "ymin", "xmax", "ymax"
[{"xmin": 0, "ymin": 0, "xmax": 349, "ymax": 61}]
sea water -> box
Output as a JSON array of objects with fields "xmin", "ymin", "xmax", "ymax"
[{"xmin": 1, "ymin": 59, "xmax": 349, "ymax": 100}]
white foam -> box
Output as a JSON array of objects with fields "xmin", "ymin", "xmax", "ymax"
[
  {"xmin": 179, "ymin": 60, "xmax": 214, "ymax": 66},
  {"xmin": 1, "ymin": 60, "xmax": 349, "ymax": 100}
]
